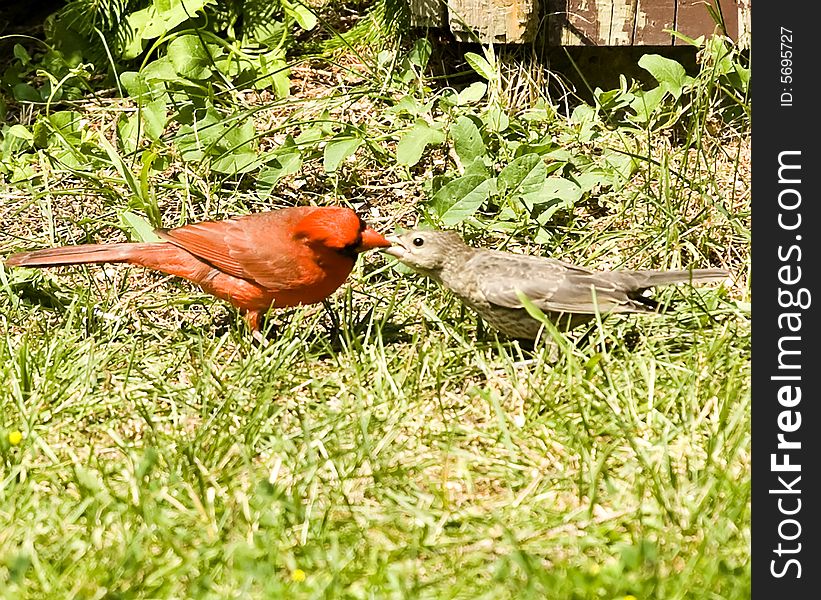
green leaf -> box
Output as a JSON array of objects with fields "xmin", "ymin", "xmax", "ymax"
[
  {"xmin": 167, "ymin": 35, "xmax": 213, "ymax": 80},
  {"xmin": 601, "ymin": 150, "xmax": 637, "ymax": 187},
  {"xmin": 8, "ymin": 125, "xmax": 33, "ymax": 142},
  {"xmin": 258, "ymin": 150, "xmax": 302, "ymax": 194},
  {"xmin": 573, "ymin": 170, "xmax": 613, "ymax": 193},
  {"xmin": 464, "ymin": 52, "xmax": 494, "ymax": 81},
  {"xmin": 282, "ymin": 0, "xmax": 317, "ymax": 30},
  {"xmin": 396, "ymin": 120, "xmax": 446, "ymax": 167},
  {"xmin": 629, "ymin": 86, "xmax": 666, "ymax": 124},
  {"xmin": 12, "ymin": 83, "xmax": 40, "ymax": 102},
  {"xmin": 142, "ymin": 57, "xmax": 179, "ymax": 83},
  {"xmin": 13, "ymin": 44, "xmax": 30, "ymax": 65},
  {"xmin": 457, "ymin": 82, "xmax": 487, "ymax": 105},
  {"xmin": 211, "ymin": 119, "xmax": 260, "ymax": 174},
  {"xmin": 531, "ymin": 177, "xmax": 583, "ymax": 222},
  {"xmin": 141, "ymin": 98, "xmax": 167, "ymax": 141},
  {"xmin": 539, "ymin": 176, "xmax": 583, "ymax": 205},
  {"xmin": 143, "ymin": 0, "xmax": 213, "ymax": 39},
  {"xmin": 323, "ymin": 133, "xmax": 363, "ymax": 173},
  {"xmin": 429, "ymin": 175, "xmax": 494, "ymax": 226},
  {"xmin": 408, "ymin": 38, "xmax": 433, "ymax": 70},
  {"xmin": 121, "ymin": 211, "xmax": 162, "ymax": 243},
  {"xmin": 482, "ymin": 106, "xmax": 509, "ymax": 133},
  {"xmin": 451, "ymin": 116, "xmax": 485, "ymax": 165},
  {"xmin": 117, "ymin": 113, "xmax": 140, "ymax": 155},
  {"xmin": 211, "ymin": 151, "xmax": 259, "ymax": 174},
  {"xmin": 638, "ymin": 54, "xmax": 693, "ymax": 99},
  {"xmin": 498, "ymin": 154, "xmax": 547, "ymax": 200}
]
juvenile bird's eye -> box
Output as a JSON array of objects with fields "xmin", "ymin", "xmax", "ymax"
[{"xmin": 412, "ymin": 237, "xmax": 424, "ymax": 247}]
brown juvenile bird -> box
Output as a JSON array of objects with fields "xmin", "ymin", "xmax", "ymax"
[
  {"xmin": 5, "ymin": 206, "xmax": 391, "ymax": 332},
  {"xmin": 383, "ymin": 229, "xmax": 730, "ymax": 340}
]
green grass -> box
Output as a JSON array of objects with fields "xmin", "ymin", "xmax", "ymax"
[{"xmin": 0, "ymin": 23, "xmax": 749, "ymax": 600}]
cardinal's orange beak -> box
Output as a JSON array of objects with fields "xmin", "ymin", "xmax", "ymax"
[{"xmin": 356, "ymin": 227, "xmax": 392, "ymax": 252}]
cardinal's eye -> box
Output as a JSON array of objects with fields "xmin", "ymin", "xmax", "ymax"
[{"xmin": 412, "ymin": 237, "xmax": 424, "ymax": 247}]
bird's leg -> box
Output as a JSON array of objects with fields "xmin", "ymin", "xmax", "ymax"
[
  {"xmin": 243, "ymin": 310, "xmax": 270, "ymax": 346},
  {"xmin": 321, "ymin": 299, "xmax": 340, "ymax": 337}
]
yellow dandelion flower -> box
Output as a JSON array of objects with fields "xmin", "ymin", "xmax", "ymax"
[
  {"xmin": 622, "ymin": 595, "xmax": 638, "ymax": 600},
  {"xmin": 291, "ymin": 569, "xmax": 306, "ymax": 582},
  {"xmin": 8, "ymin": 431, "xmax": 23, "ymax": 446}
]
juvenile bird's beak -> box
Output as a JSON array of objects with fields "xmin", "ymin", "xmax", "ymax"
[
  {"xmin": 356, "ymin": 227, "xmax": 392, "ymax": 252},
  {"xmin": 381, "ymin": 235, "xmax": 407, "ymax": 259}
]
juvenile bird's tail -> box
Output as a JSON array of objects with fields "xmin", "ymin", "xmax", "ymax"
[
  {"xmin": 5, "ymin": 243, "xmax": 161, "ymax": 268},
  {"xmin": 629, "ymin": 268, "xmax": 731, "ymax": 289}
]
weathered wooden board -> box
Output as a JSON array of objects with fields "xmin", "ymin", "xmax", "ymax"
[
  {"xmin": 409, "ymin": 0, "xmax": 447, "ymax": 27},
  {"xmin": 674, "ymin": 0, "xmax": 740, "ymax": 44},
  {"xmin": 408, "ymin": 0, "xmax": 751, "ymax": 47},
  {"xmin": 633, "ymin": 0, "xmax": 676, "ymax": 45},
  {"xmin": 448, "ymin": 0, "xmax": 539, "ymax": 43}
]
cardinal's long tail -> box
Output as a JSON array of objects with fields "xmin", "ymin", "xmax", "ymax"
[
  {"xmin": 5, "ymin": 243, "xmax": 162, "ymax": 268},
  {"xmin": 4, "ymin": 242, "xmax": 215, "ymax": 284}
]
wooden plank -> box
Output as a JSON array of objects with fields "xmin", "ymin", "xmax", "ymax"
[
  {"xmin": 634, "ymin": 0, "xmax": 676, "ymax": 45},
  {"xmin": 675, "ymin": 0, "xmax": 740, "ymax": 44},
  {"xmin": 409, "ymin": 0, "xmax": 447, "ymax": 28},
  {"xmin": 448, "ymin": 0, "xmax": 540, "ymax": 43},
  {"xmin": 562, "ymin": 0, "xmax": 606, "ymax": 45},
  {"xmin": 611, "ymin": 0, "xmax": 638, "ymax": 45},
  {"xmin": 563, "ymin": 0, "xmax": 637, "ymax": 46},
  {"xmin": 407, "ymin": 0, "xmax": 752, "ymax": 46}
]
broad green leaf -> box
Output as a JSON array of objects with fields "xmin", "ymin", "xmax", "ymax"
[
  {"xmin": 539, "ymin": 176, "xmax": 582, "ymax": 205},
  {"xmin": 246, "ymin": 19, "xmax": 288, "ymax": 46},
  {"xmin": 142, "ymin": 57, "xmax": 179, "ymax": 82},
  {"xmin": 464, "ymin": 52, "xmax": 494, "ymax": 81},
  {"xmin": 602, "ymin": 150, "xmax": 637, "ymax": 184},
  {"xmin": 121, "ymin": 210, "xmax": 162, "ymax": 242},
  {"xmin": 8, "ymin": 125, "xmax": 33, "ymax": 142},
  {"xmin": 323, "ymin": 133, "xmax": 363, "ymax": 173},
  {"xmin": 629, "ymin": 86, "xmax": 666, "ymax": 124},
  {"xmin": 141, "ymin": 98, "xmax": 167, "ymax": 141},
  {"xmin": 258, "ymin": 151, "xmax": 302, "ymax": 192},
  {"xmin": 282, "ymin": 0, "xmax": 317, "ymax": 30},
  {"xmin": 407, "ymin": 38, "xmax": 433, "ymax": 69},
  {"xmin": 429, "ymin": 175, "xmax": 493, "ymax": 226},
  {"xmin": 143, "ymin": 0, "xmax": 213, "ymax": 39},
  {"xmin": 451, "ymin": 116, "xmax": 485, "ymax": 165},
  {"xmin": 12, "ymin": 83, "xmax": 40, "ymax": 102},
  {"xmin": 396, "ymin": 120, "xmax": 446, "ymax": 167},
  {"xmin": 463, "ymin": 157, "xmax": 491, "ymax": 178},
  {"xmin": 482, "ymin": 106, "xmax": 509, "ymax": 133},
  {"xmin": 498, "ymin": 154, "xmax": 547, "ymax": 202},
  {"xmin": 120, "ymin": 72, "xmax": 150, "ymax": 98},
  {"xmin": 168, "ymin": 35, "xmax": 213, "ymax": 80},
  {"xmin": 222, "ymin": 119, "xmax": 256, "ymax": 151},
  {"xmin": 457, "ymin": 82, "xmax": 487, "ymax": 104},
  {"xmin": 13, "ymin": 44, "xmax": 30, "ymax": 65},
  {"xmin": 638, "ymin": 54, "xmax": 693, "ymax": 99},
  {"xmin": 530, "ymin": 177, "xmax": 583, "ymax": 221},
  {"xmin": 119, "ymin": 8, "xmax": 151, "ymax": 59},
  {"xmin": 212, "ymin": 151, "xmax": 260, "ymax": 174},
  {"xmin": 174, "ymin": 107, "xmax": 224, "ymax": 160},
  {"xmin": 117, "ymin": 113, "xmax": 140, "ymax": 155},
  {"xmin": 210, "ymin": 119, "xmax": 259, "ymax": 173},
  {"xmin": 573, "ymin": 169, "xmax": 613, "ymax": 193}
]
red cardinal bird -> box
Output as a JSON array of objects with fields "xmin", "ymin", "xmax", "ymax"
[{"xmin": 5, "ymin": 206, "xmax": 391, "ymax": 332}]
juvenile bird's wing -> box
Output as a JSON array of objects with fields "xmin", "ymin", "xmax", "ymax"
[
  {"xmin": 157, "ymin": 211, "xmax": 309, "ymax": 290},
  {"xmin": 472, "ymin": 252, "xmax": 651, "ymax": 315}
]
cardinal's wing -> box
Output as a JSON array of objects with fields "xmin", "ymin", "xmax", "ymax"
[{"xmin": 156, "ymin": 211, "xmax": 307, "ymax": 290}]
